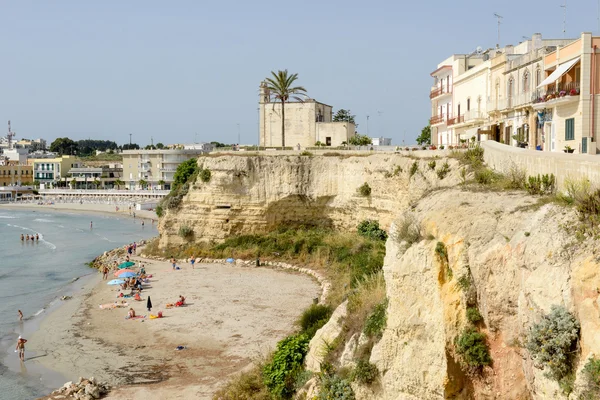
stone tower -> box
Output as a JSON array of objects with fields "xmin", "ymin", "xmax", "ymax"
[{"xmin": 259, "ymin": 81, "xmax": 270, "ymax": 147}]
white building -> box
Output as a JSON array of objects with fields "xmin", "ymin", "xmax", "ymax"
[{"xmin": 371, "ymin": 137, "xmax": 392, "ymax": 146}]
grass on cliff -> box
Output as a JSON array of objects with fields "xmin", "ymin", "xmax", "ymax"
[{"xmin": 144, "ymin": 226, "xmax": 386, "ymax": 306}]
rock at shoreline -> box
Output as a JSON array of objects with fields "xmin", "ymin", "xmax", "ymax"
[{"xmin": 50, "ymin": 377, "xmax": 108, "ymax": 399}]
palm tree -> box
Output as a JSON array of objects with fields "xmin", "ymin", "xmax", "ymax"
[
  {"xmin": 70, "ymin": 178, "xmax": 77, "ymax": 189},
  {"xmin": 264, "ymin": 70, "xmax": 307, "ymax": 147},
  {"xmin": 93, "ymin": 179, "xmax": 101, "ymax": 189},
  {"xmin": 158, "ymin": 179, "xmax": 166, "ymax": 189},
  {"xmin": 114, "ymin": 179, "xmax": 124, "ymax": 190},
  {"xmin": 138, "ymin": 179, "xmax": 148, "ymax": 189}
]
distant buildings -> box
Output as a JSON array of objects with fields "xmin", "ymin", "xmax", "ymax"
[
  {"xmin": 122, "ymin": 148, "xmax": 209, "ymax": 190},
  {"xmin": 0, "ymin": 157, "xmax": 33, "ymax": 186},
  {"xmin": 372, "ymin": 137, "xmax": 392, "ymax": 146},
  {"xmin": 430, "ymin": 32, "xmax": 599, "ymax": 154},
  {"xmin": 68, "ymin": 164, "xmax": 123, "ymax": 189},
  {"xmin": 258, "ymin": 81, "xmax": 355, "ymax": 148},
  {"xmin": 28, "ymin": 155, "xmax": 81, "ymax": 188}
]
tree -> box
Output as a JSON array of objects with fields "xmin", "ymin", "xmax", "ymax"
[
  {"xmin": 93, "ymin": 179, "xmax": 101, "ymax": 189},
  {"xmin": 70, "ymin": 178, "xmax": 77, "ymax": 189},
  {"xmin": 50, "ymin": 137, "xmax": 78, "ymax": 155},
  {"xmin": 416, "ymin": 125, "xmax": 431, "ymax": 145},
  {"xmin": 173, "ymin": 158, "xmax": 198, "ymax": 187},
  {"xmin": 333, "ymin": 109, "xmax": 357, "ymax": 126},
  {"xmin": 349, "ymin": 134, "xmax": 373, "ymax": 146},
  {"xmin": 158, "ymin": 179, "xmax": 166, "ymax": 189},
  {"xmin": 138, "ymin": 179, "xmax": 148, "ymax": 189},
  {"xmin": 156, "ymin": 143, "xmax": 165, "ymax": 149},
  {"xmin": 113, "ymin": 179, "xmax": 124, "ymax": 189},
  {"xmin": 264, "ymin": 69, "xmax": 307, "ymax": 147},
  {"xmin": 121, "ymin": 143, "xmax": 140, "ymax": 150},
  {"xmin": 144, "ymin": 144, "xmax": 156, "ymax": 150}
]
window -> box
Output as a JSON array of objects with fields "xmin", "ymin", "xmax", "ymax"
[
  {"xmin": 523, "ymin": 70, "xmax": 529, "ymax": 92},
  {"xmin": 457, "ymin": 103, "xmax": 461, "ymax": 116},
  {"xmin": 536, "ymin": 68, "xmax": 541, "ymax": 87},
  {"xmin": 507, "ymin": 77, "xmax": 514, "ymax": 98},
  {"xmin": 467, "ymin": 98, "xmax": 471, "ymax": 111},
  {"xmin": 565, "ymin": 118, "xmax": 575, "ymax": 141}
]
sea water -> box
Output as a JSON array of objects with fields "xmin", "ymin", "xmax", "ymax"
[{"xmin": 0, "ymin": 208, "xmax": 157, "ymax": 399}]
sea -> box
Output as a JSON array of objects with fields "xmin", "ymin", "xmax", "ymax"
[{"xmin": 0, "ymin": 208, "xmax": 157, "ymax": 399}]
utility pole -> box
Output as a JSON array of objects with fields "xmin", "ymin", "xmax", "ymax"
[
  {"xmin": 494, "ymin": 13, "xmax": 503, "ymax": 48},
  {"xmin": 366, "ymin": 115, "xmax": 370, "ymax": 136},
  {"xmin": 129, "ymin": 133, "xmax": 132, "ymax": 146},
  {"xmin": 560, "ymin": 1, "xmax": 567, "ymax": 38},
  {"xmin": 237, "ymin": 123, "xmax": 241, "ymax": 145}
]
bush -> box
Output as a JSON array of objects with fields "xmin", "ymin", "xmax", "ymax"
[
  {"xmin": 581, "ymin": 357, "xmax": 600, "ymax": 399},
  {"xmin": 263, "ymin": 333, "xmax": 310, "ymax": 398},
  {"xmin": 474, "ymin": 168, "xmax": 497, "ymax": 185},
  {"xmin": 436, "ymin": 162, "xmax": 451, "ymax": 180},
  {"xmin": 392, "ymin": 165, "xmax": 402, "ymax": 176},
  {"xmin": 357, "ymin": 220, "xmax": 388, "ymax": 241},
  {"xmin": 457, "ymin": 272, "xmax": 471, "ymax": 291},
  {"xmin": 525, "ymin": 174, "xmax": 556, "ymax": 195},
  {"xmin": 178, "ymin": 225, "xmax": 194, "ymax": 239},
  {"xmin": 352, "ymin": 359, "xmax": 379, "ymax": 385},
  {"xmin": 428, "ymin": 160, "xmax": 436, "ymax": 170},
  {"xmin": 394, "ymin": 214, "xmax": 422, "ymax": 246},
  {"xmin": 435, "ymin": 242, "xmax": 448, "ymax": 266},
  {"xmin": 357, "ymin": 183, "xmax": 371, "ymax": 197},
  {"xmin": 363, "ymin": 299, "xmax": 387, "ymax": 338},
  {"xmin": 299, "ymin": 304, "xmax": 332, "ymax": 338},
  {"xmin": 455, "ymin": 327, "xmax": 491, "ymax": 369},
  {"xmin": 300, "ymin": 150, "xmax": 313, "ymax": 156},
  {"xmin": 200, "ymin": 168, "xmax": 212, "ymax": 183},
  {"xmin": 466, "ymin": 307, "xmax": 483, "ymax": 324},
  {"xmin": 213, "ymin": 363, "xmax": 271, "ymax": 400},
  {"xmin": 525, "ymin": 305, "xmax": 580, "ymax": 381},
  {"xmin": 317, "ymin": 375, "xmax": 355, "ymax": 400},
  {"xmin": 155, "ymin": 205, "xmax": 164, "ymax": 218},
  {"xmin": 173, "ymin": 158, "xmax": 198, "ymax": 187},
  {"xmin": 462, "ymin": 146, "xmax": 484, "ymax": 168},
  {"xmin": 505, "ymin": 164, "xmax": 527, "ymax": 189},
  {"xmin": 409, "ymin": 161, "xmax": 418, "ymax": 178}
]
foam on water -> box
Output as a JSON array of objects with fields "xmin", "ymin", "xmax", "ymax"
[{"xmin": 0, "ymin": 209, "xmax": 157, "ymax": 399}]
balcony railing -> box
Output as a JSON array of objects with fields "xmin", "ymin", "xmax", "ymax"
[
  {"xmin": 533, "ymin": 82, "xmax": 581, "ymax": 104},
  {"xmin": 429, "ymin": 85, "xmax": 452, "ymax": 99},
  {"xmin": 447, "ymin": 115, "xmax": 464, "ymax": 126},
  {"xmin": 463, "ymin": 110, "xmax": 485, "ymax": 121},
  {"xmin": 430, "ymin": 115, "xmax": 445, "ymax": 125}
]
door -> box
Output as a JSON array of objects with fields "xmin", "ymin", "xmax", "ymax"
[
  {"xmin": 550, "ymin": 123, "xmax": 556, "ymax": 152},
  {"xmin": 326, "ymin": 137, "xmax": 331, "ymax": 146},
  {"xmin": 582, "ymin": 137, "xmax": 588, "ymax": 154}
]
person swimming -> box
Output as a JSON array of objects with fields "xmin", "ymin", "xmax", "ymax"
[
  {"xmin": 25, "ymin": 234, "xmax": 30, "ymax": 241},
  {"xmin": 35, "ymin": 234, "xmax": 39, "ymax": 241},
  {"xmin": 20, "ymin": 234, "xmax": 24, "ymax": 241}
]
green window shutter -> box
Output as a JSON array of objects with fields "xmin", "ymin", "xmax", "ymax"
[{"xmin": 565, "ymin": 118, "xmax": 575, "ymax": 141}]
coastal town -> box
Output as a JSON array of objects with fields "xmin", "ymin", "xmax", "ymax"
[{"xmin": 3, "ymin": 2, "xmax": 600, "ymax": 400}]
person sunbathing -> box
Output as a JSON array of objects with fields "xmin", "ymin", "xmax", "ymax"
[
  {"xmin": 175, "ymin": 295, "xmax": 186, "ymax": 307},
  {"xmin": 127, "ymin": 308, "xmax": 136, "ymax": 318},
  {"xmin": 134, "ymin": 292, "xmax": 142, "ymax": 301}
]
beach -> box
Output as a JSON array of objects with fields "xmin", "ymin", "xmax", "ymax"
[
  {"xmin": 32, "ymin": 254, "xmax": 320, "ymax": 399},
  {"xmin": 0, "ymin": 202, "xmax": 157, "ymax": 220}
]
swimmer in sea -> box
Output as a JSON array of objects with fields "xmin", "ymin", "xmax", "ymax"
[
  {"xmin": 25, "ymin": 234, "xmax": 30, "ymax": 241},
  {"xmin": 35, "ymin": 234, "xmax": 39, "ymax": 241},
  {"xmin": 20, "ymin": 234, "xmax": 24, "ymax": 241}
]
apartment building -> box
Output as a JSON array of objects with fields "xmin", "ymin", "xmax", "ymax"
[
  {"xmin": 68, "ymin": 164, "xmax": 123, "ymax": 189},
  {"xmin": 0, "ymin": 158, "xmax": 33, "ymax": 186},
  {"xmin": 122, "ymin": 149, "xmax": 208, "ymax": 190},
  {"xmin": 430, "ymin": 33, "xmax": 595, "ymax": 152},
  {"xmin": 28, "ymin": 155, "xmax": 81, "ymax": 188}
]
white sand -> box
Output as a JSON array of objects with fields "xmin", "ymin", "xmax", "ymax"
[
  {"xmin": 31, "ymin": 255, "xmax": 320, "ymax": 399},
  {"xmin": 0, "ymin": 202, "xmax": 157, "ymax": 220}
]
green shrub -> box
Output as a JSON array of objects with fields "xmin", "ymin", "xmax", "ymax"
[
  {"xmin": 457, "ymin": 272, "xmax": 471, "ymax": 291},
  {"xmin": 474, "ymin": 168, "xmax": 497, "ymax": 185},
  {"xmin": 263, "ymin": 333, "xmax": 310, "ymax": 398},
  {"xmin": 352, "ymin": 359, "xmax": 379, "ymax": 384},
  {"xmin": 299, "ymin": 304, "xmax": 332, "ymax": 338},
  {"xmin": 392, "ymin": 165, "xmax": 402, "ymax": 176},
  {"xmin": 200, "ymin": 168, "xmax": 212, "ymax": 183},
  {"xmin": 525, "ymin": 174, "xmax": 556, "ymax": 195},
  {"xmin": 455, "ymin": 327, "xmax": 491, "ymax": 369},
  {"xmin": 155, "ymin": 205, "xmax": 164, "ymax": 218},
  {"xmin": 436, "ymin": 162, "xmax": 451, "ymax": 179},
  {"xmin": 505, "ymin": 164, "xmax": 527, "ymax": 189},
  {"xmin": 300, "ymin": 150, "xmax": 313, "ymax": 156},
  {"xmin": 357, "ymin": 220, "xmax": 388, "ymax": 241},
  {"xmin": 173, "ymin": 158, "xmax": 198, "ymax": 187},
  {"xmin": 409, "ymin": 161, "xmax": 418, "ymax": 178},
  {"xmin": 317, "ymin": 375, "xmax": 355, "ymax": 400},
  {"xmin": 178, "ymin": 225, "xmax": 194, "ymax": 238},
  {"xmin": 428, "ymin": 160, "xmax": 436, "ymax": 170},
  {"xmin": 462, "ymin": 146, "xmax": 484, "ymax": 167},
  {"xmin": 525, "ymin": 305, "xmax": 580, "ymax": 381},
  {"xmin": 460, "ymin": 167, "xmax": 467, "ymax": 184},
  {"xmin": 363, "ymin": 299, "xmax": 387, "ymax": 338},
  {"xmin": 213, "ymin": 363, "xmax": 271, "ymax": 400},
  {"xmin": 394, "ymin": 214, "xmax": 422, "ymax": 246},
  {"xmin": 435, "ymin": 242, "xmax": 448, "ymax": 266},
  {"xmin": 466, "ymin": 307, "xmax": 483, "ymax": 324},
  {"xmin": 581, "ymin": 357, "xmax": 600, "ymax": 399},
  {"xmin": 357, "ymin": 183, "xmax": 371, "ymax": 197}
]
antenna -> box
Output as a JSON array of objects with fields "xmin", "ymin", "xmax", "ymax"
[
  {"xmin": 494, "ymin": 13, "xmax": 503, "ymax": 48},
  {"xmin": 522, "ymin": 36, "xmax": 530, "ymax": 40},
  {"xmin": 560, "ymin": 1, "xmax": 567, "ymax": 38},
  {"xmin": 7, "ymin": 120, "xmax": 15, "ymax": 150}
]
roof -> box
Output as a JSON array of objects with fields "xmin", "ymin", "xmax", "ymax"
[{"xmin": 430, "ymin": 65, "xmax": 452, "ymax": 76}]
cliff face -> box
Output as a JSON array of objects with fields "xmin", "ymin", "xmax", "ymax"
[
  {"xmin": 371, "ymin": 189, "xmax": 600, "ymax": 399},
  {"xmin": 158, "ymin": 154, "xmax": 461, "ymax": 248}
]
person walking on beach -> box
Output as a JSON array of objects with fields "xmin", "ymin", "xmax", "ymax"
[
  {"xmin": 190, "ymin": 256, "xmax": 196, "ymax": 269},
  {"xmin": 16, "ymin": 336, "xmax": 27, "ymax": 361},
  {"xmin": 18, "ymin": 310, "xmax": 23, "ymax": 321},
  {"xmin": 102, "ymin": 265, "xmax": 109, "ymax": 280}
]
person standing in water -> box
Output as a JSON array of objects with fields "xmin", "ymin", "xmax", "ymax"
[
  {"xmin": 90, "ymin": 221, "xmax": 93, "ymax": 229},
  {"xmin": 16, "ymin": 336, "xmax": 27, "ymax": 361},
  {"xmin": 35, "ymin": 233, "xmax": 39, "ymax": 241},
  {"xmin": 18, "ymin": 310, "xmax": 23, "ymax": 321},
  {"xmin": 20, "ymin": 234, "xmax": 24, "ymax": 241}
]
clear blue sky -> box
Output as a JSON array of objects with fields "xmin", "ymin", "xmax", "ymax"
[{"xmin": 1, "ymin": 0, "xmax": 598, "ymax": 146}]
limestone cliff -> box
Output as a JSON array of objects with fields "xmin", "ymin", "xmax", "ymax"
[
  {"xmin": 371, "ymin": 189, "xmax": 600, "ymax": 399},
  {"xmin": 158, "ymin": 153, "xmax": 461, "ymax": 247}
]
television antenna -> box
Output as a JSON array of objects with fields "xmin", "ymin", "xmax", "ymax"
[
  {"xmin": 494, "ymin": 13, "xmax": 503, "ymax": 48},
  {"xmin": 7, "ymin": 120, "xmax": 15, "ymax": 150},
  {"xmin": 560, "ymin": 1, "xmax": 567, "ymax": 38}
]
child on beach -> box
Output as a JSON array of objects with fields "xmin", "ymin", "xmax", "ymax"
[
  {"xmin": 190, "ymin": 257, "xmax": 195, "ymax": 269},
  {"xmin": 18, "ymin": 310, "xmax": 23, "ymax": 321},
  {"xmin": 15, "ymin": 336, "xmax": 27, "ymax": 361},
  {"xmin": 171, "ymin": 257, "xmax": 177, "ymax": 270}
]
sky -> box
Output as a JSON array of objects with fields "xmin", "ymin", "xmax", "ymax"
[{"xmin": 0, "ymin": 0, "xmax": 599, "ymax": 147}]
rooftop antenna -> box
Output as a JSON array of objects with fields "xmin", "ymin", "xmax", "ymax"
[
  {"xmin": 522, "ymin": 36, "xmax": 530, "ymax": 40},
  {"xmin": 7, "ymin": 120, "xmax": 15, "ymax": 150},
  {"xmin": 560, "ymin": 1, "xmax": 567, "ymax": 38},
  {"xmin": 494, "ymin": 13, "xmax": 503, "ymax": 48}
]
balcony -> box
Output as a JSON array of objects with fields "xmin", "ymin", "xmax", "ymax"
[
  {"xmin": 430, "ymin": 115, "xmax": 445, "ymax": 126},
  {"xmin": 463, "ymin": 110, "xmax": 485, "ymax": 122},
  {"xmin": 447, "ymin": 115, "xmax": 464, "ymax": 126},
  {"xmin": 532, "ymin": 82, "xmax": 580, "ymax": 110},
  {"xmin": 430, "ymin": 85, "xmax": 452, "ymax": 99}
]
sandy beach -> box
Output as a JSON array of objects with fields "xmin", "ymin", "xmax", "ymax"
[
  {"xmin": 30, "ymin": 253, "xmax": 320, "ymax": 399},
  {"xmin": 0, "ymin": 202, "xmax": 157, "ymax": 220}
]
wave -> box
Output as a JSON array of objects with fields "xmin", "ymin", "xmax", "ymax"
[
  {"xmin": 33, "ymin": 219, "xmax": 55, "ymax": 223},
  {"xmin": 6, "ymin": 224, "xmax": 57, "ymax": 250},
  {"xmin": 0, "ymin": 215, "xmax": 16, "ymax": 219}
]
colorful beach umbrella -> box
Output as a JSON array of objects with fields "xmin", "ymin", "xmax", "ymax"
[
  {"xmin": 107, "ymin": 279, "xmax": 126, "ymax": 286},
  {"xmin": 114, "ymin": 269, "xmax": 135, "ymax": 277},
  {"xmin": 118, "ymin": 261, "xmax": 135, "ymax": 269},
  {"xmin": 118, "ymin": 272, "xmax": 137, "ymax": 278}
]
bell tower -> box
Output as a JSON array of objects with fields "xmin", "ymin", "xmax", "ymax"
[{"xmin": 259, "ymin": 81, "xmax": 270, "ymax": 146}]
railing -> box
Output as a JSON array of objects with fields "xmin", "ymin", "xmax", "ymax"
[
  {"xmin": 463, "ymin": 110, "xmax": 485, "ymax": 121},
  {"xmin": 447, "ymin": 115, "xmax": 464, "ymax": 126},
  {"xmin": 429, "ymin": 85, "xmax": 452, "ymax": 99},
  {"xmin": 533, "ymin": 82, "xmax": 581, "ymax": 104},
  {"xmin": 429, "ymin": 115, "xmax": 445, "ymax": 125}
]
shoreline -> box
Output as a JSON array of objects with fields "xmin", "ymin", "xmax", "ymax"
[
  {"xmin": 31, "ymin": 249, "xmax": 321, "ymax": 399},
  {"xmin": 0, "ymin": 202, "xmax": 157, "ymax": 221}
]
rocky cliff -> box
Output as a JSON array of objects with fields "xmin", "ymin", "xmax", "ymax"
[
  {"xmin": 158, "ymin": 153, "xmax": 461, "ymax": 248},
  {"xmin": 371, "ymin": 189, "xmax": 600, "ymax": 399}
]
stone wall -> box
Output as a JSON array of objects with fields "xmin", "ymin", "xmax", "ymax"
[
  {"xmin": 482, "ymin": 140, "xmax": 600, "ymax": 190},
  {"xmin": 158, "ymin": 153, "xmax": 462, "ymax": 248}
]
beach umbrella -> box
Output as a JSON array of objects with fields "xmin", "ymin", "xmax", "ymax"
[
  {"xmin": 118, "ymin": 261, "xmax": 135, "ymax": 269},
  {"xmin": 107, "ymin": 279, "xmax": 126, "ymax": 286},
  {"xmin": 147, "ymin": 296, "xmax": 152, "ymax": 312},
  {"xmin": 118, "ymin": 271, "xmax": 137, "ymax": 278},
  {"xmin": 114, "ymin": 269, "xmax": 135, "ymax": 277}
]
